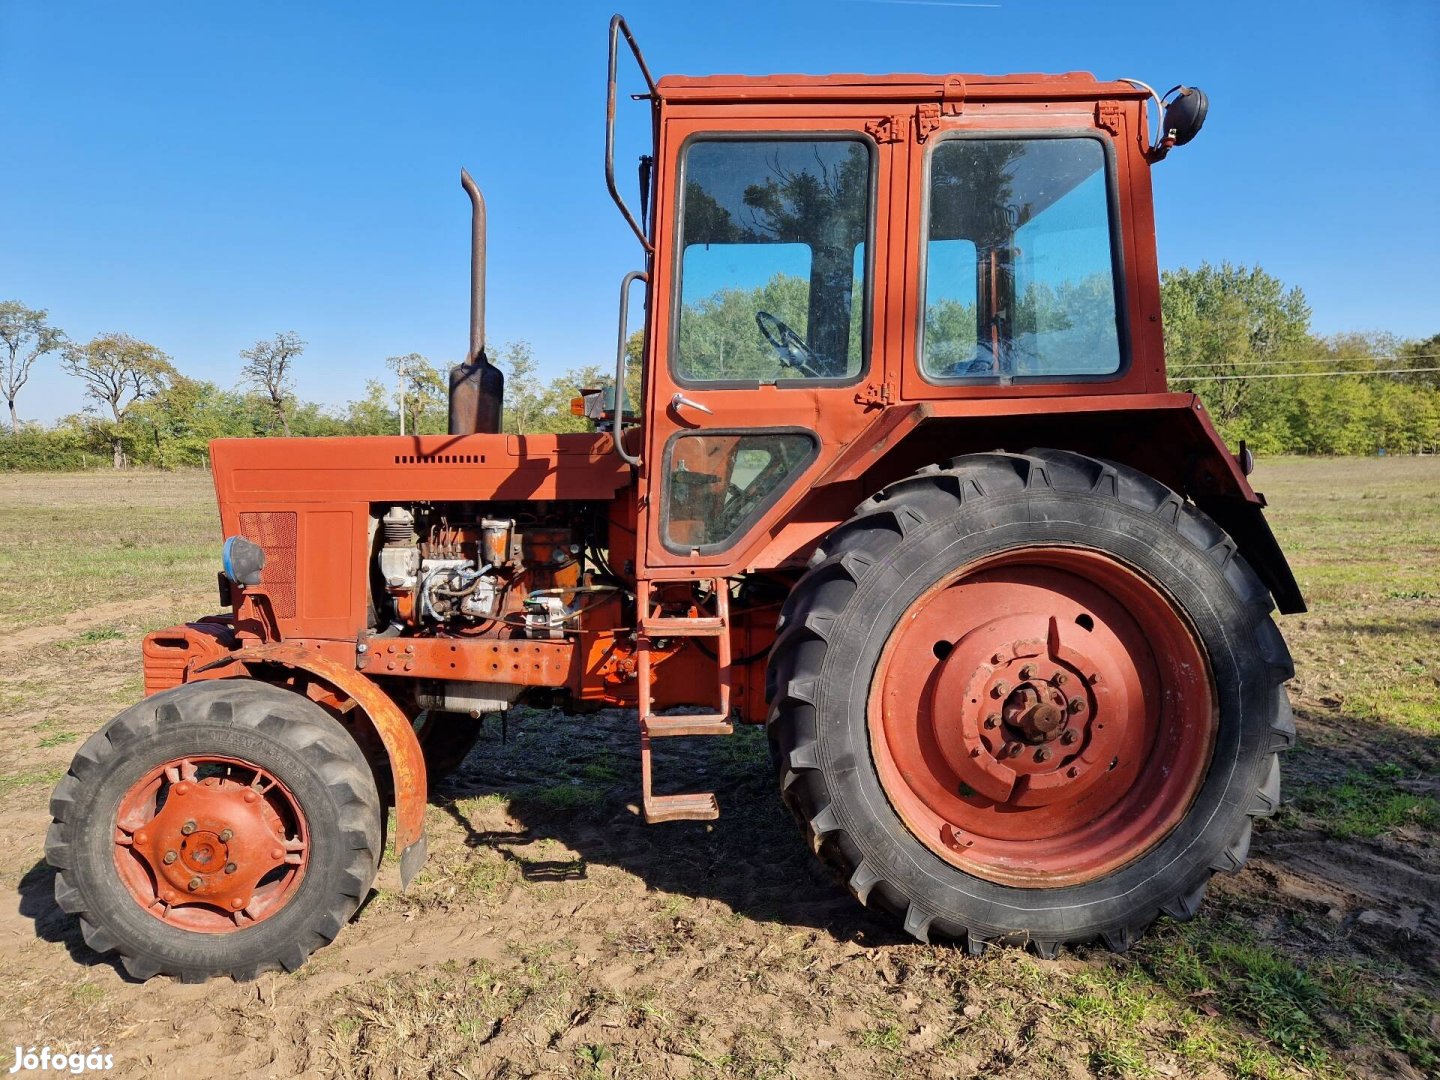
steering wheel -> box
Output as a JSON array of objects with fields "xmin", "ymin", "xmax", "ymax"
[{"xmin": 755, "ymin": 311, "xmax": 823, "ymax": 378}]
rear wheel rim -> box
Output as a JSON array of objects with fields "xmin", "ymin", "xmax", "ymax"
[
  {"xmin": 112, "ymin": 755, "xmax": 309, "ymax": 932},
  {"xmin": 869, "ymin": 547, "xmax": 1216, "ymax": 888}
]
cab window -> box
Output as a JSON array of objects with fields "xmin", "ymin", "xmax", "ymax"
[
  {"xmin": 674, "ymin": 138, "xmax": 870, "ymax": 384},
  {"xmin": 923, "ymin": 137, "xmax": 1123, "ymax": 380}
]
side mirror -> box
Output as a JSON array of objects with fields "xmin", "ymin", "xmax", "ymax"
[{"xmin": 1162, "ymin": 86, "xmax": 1208, "ymax": 146}]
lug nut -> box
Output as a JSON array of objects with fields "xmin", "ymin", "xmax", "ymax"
[
  {"xmin": 1060, "ymin": 729, "xmax": 1078, "ymax": 745},
  {"xmin": 1067, "ymin": 698, "xmax": 1084, "ymax": 714},
  {"xmin": 969, "ymin": 747, "xmax": 982, "ymax": 757},
  {"xmin": 219, "ymin": 829, "xmax": 233, "ymax": 842},
  {"xmin": 984, "ymin": 713, "xmax": 999, "ymax": 729},
  {"xmin": 1035, "ymin": 747, "xmax": 1052, "ymax": 763},
  {"xmin": 992, "ymin": 652, "xmax": 1007, "ymax": 665},
  {"xmin": 1067, "ymin": 767, "xmax": 1079, "ymax": 778},
  {"xmin": 180, "ymin": 820, "xmax": 196, "ymax": 836},
  {"xmin": 187, "ymin": 876, "xmax": 202, "ymax": 892},
  {"xmin": 991, "ymin": 681, "xmax": 1011, "ymax": 698},
  {"xmin": 134, "ymin": 830, "xmax": 149, "ymax": 845},
  {"xmin": 1019, "ymin": 664, "xmax": 1036, "ymax": 680},
  {"xmin": 1054, "ymin": 672, "xmax": 1069, "ymax": 686},
  {"xmin": 231, "ymin": 898, "xmax": 245, "ymax": 910},
  {"xmin": 270, "ymin": 848, "xmax": 284, "ymax": 861},
  {"xmin": 224, "ymin": 862, "xmax": 238, "ymax": 874},
  {"xmin": 162, "ymin": 850, "xmax": 178, "ymax": 865},
  {"xmin": 243, "ymin": 790, "xmax": 259, "ymax": 803}
]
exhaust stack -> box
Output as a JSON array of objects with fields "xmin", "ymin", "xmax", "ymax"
[{"xmin": 449, "ymin": 168, "xmax": 504, "ymax": 435}]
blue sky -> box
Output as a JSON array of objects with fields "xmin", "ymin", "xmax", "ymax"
[{"xmin": 2, "ymin": 0, "xmax": 1435, "ymax": 424}]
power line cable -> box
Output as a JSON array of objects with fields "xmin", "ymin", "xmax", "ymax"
[{"xmin": 1170, "ymin": 367, "xmax": 1440, "ymax": 382}]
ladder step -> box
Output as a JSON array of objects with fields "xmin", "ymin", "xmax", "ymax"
[
  {"xmin": 643, "ymin": 714, "xmax": 733, "ymax": 737},
  {"xmin": 643, "ymin": 792, "xmax": 720, "ymax": 823},
  {"xmin": 640, "ymin": 618, "xmax": 725, "ymax": 637}
]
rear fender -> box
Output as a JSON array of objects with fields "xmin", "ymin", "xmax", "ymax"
[{"xmin": 830, "ymin": 396, "xmax": 1306, "ymax": 614}]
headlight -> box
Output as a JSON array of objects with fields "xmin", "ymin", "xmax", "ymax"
[{"xmin": 222, "ymin": 536, "xmax": 266, "ymax": 586}]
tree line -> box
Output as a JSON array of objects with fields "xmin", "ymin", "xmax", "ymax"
[{"xmin": 2, "ymin": 260, "xmax": 1436, "ymax": 471}]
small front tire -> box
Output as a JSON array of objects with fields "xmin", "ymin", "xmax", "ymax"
[{"xmin": 45, "ymin": 679, "xmax": 382, "ymax": 982}]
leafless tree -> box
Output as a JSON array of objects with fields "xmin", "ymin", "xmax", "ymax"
[
  {"xmin": 61, "ymin": 333, "xmax": 175, "ymax": 467},
  {"xmin": 240, "ymin": 331, "xmax": 305, "ymax": 436},
  {"xmin": 0, "ymin": 301, "xmax": 66, "ymax": 434}
]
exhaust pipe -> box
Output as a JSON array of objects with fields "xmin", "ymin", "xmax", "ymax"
[{"xmin": 449, "ymin": 168, "xmax": 504, "ymax": 435}]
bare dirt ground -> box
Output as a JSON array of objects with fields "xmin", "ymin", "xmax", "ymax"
[{"xmin": 0, "ymin": 462, "xmax": 1435, "ymax": 1079}]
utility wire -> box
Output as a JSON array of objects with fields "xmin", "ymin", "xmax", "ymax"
[
  {"xmin": 1170, "ymin": 353, "xmax": 1439, "ymax": 371},
  {"xmin": 1170, "ymin": 367, "xmax": 1440, "ymax": 382}
]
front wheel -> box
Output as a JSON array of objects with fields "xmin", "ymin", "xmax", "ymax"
[
  {"xmin": 45, "ymin": 679, "xmax": 382, "ymax": 981},
  {"xmin": 767, "ymin": 450, "xmax": 1296, "ymax": 956}
]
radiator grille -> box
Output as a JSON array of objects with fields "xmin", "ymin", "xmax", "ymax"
[{"xmin": 239, "ymin": 511, "xmax": 297, "ymax": 617}]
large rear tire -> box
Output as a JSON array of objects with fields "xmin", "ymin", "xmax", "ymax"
[
  {"xmin": 767, "ymin": 450, "xmax": 1295, "ymax": 956},
  {"xmin": 45, "ymin": 679, "xmax": 382, "ymax": 982}
]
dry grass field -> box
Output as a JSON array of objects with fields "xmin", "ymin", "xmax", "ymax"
[{"xmin": 0, "ymin": 459, "xmax": 1435, "ymax": 1079}]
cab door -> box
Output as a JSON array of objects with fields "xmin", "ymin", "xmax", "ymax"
[{"xmin": 637, "ymin": 112, "xmax": 899, "ymax": 575}]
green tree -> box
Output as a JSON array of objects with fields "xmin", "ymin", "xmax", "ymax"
[
  {"xmin": 1162, "ymin": 262, "xmax": 1315, "ymax": 446},
  {"xmin": 0, "ymin": 301, "xmax": 66, "ymax": 434},
  {"xmin": 385, "ymin": 352, "xmax": 446, "ymax": 435},
  {"xmin": 61, "ymin": 333, "xmax": 175, "ymax": 467}
]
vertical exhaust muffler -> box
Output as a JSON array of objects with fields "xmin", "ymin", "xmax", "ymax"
[{"xmin": 448, "ymin": 168, "xmax": 504, "ymax": 436}]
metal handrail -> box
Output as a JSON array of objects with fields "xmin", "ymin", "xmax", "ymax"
[
  {"xmin": 613, "ymin": 269, "xmax": 648, "ymax": 465},
  {"xmin": 606, "ymin": 14, "xmax": 658, "ymax": 253}
]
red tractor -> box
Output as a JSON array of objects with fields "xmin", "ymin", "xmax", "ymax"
[{"xmin": 47, "ymin": 17, "xmax": 1300, "ymax": 981}]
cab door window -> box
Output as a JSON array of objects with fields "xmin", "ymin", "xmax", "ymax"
[{"xmin": 674, "ymin": 138, "xmax": 871, "ymax": 384}]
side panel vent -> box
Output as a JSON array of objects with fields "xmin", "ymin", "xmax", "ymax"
[
  {"xmin": 239, "ymin": 511, "xmax": 298, "ymax": 618},
  {"xmin": 394, "ymin": 453, "xmax": 487, "ymax": 465}
]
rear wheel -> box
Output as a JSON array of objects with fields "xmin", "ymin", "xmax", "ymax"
[
  {"xmin": 767, "ymin": 450, "xmax": 1295, "ymax": 955},
  {"xmin": 45, "ymin": 679, "xmax": 381, "ymax": 982}
]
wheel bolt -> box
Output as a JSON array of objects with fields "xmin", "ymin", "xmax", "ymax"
[
  {"xmin": 1035, "ymin": 747, "xmax": 1052, "ymax": 763},
  {"xmin": 219, "ymin": 829, "xmax": 233, "ymax": 842},
  {"xmin": 1067, "ymin": 698, "xmax": 1084, "ymax": 714},
  {"xmin": 135, "ymin": 830, "xmax": 149, "ymax": 845},
  {"xmin": 992, "ymin": 652, "xmax": 1007, "ymax": 665},
  {"xmin": 270, "ymin": 848, "xmax": 284, "ymax": 861},
  {"xmin": 224, "ymin": 862, "xmax": 237, "ymax": 874},
  {"xmin": 243, "ymin": 790, "xmax": 259, "ymax": 803},
  {"xmin": 180, "ymin": 820, "xmax": 196, "ymax": 836},
  {"xmin": 162, "ymin": 850, "xmax": 178, "ymax": 865},
  {"xmin": 173, "ymin": 782, "xmax": 190, "ymax": 796},
  {"xmin": 984, "ymin": 713, "xmax": 999, "ymax": 729},
  {"xmin": 1019, "ymin": 664, "xmax": 1036, "ymax": 680},
  {"xmin": 1054, "ymin": 672, "xmax": 1069, "ymax": 686},
  {"xmin": 187, "ymin": 876, "xmax": 202, "ymax": 891},
  {"xmin": 231, "ymin": 898, "xmax": 245, "ymax": 910},
  {"xmin": 991, "ymin": 681, "xmax": 1011, "ymax": 698},
  {"xmin": 1060, "ymin": 729, "xmax": 1078, "ymax": 745}
]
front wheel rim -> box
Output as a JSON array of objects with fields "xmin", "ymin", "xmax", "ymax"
[
  {"xmin": 112, "ymin": 755, "xmax": 309, "ymax": 932},
  {"xmin": 869, "ymin": 547, "xmax": 1217, "ymax": 888}
]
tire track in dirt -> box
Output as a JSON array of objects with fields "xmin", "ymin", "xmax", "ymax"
[{"xmin": 0, "ymin": 593, "xmax": 212, "ymax": 656}]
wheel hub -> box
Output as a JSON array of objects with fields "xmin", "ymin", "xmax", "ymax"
[
  {"xmin": 870, "ymin": 550, "xmax": 1217, "ymax": 888},
  {"xmin": 114, "ymin": 757, "xmax": 308, "ymax": 931}
]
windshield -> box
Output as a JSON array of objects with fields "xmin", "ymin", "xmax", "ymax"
[
  {"xmin": 674, "ymin": 138, "xmax": 870, "ymax": 383},
  {"xmin": 923, "ymin": 137, "xmax": 1123, "ymax": 380}
]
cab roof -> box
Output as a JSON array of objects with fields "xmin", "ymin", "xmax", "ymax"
[{"xmin": 654, "ymin": 72, "xmax": 1148, "ymax": 105}]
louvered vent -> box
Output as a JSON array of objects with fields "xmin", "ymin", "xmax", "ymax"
[{"xmin": 239, "ymin": 511, "xmax": 297, "ymax": 618}]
